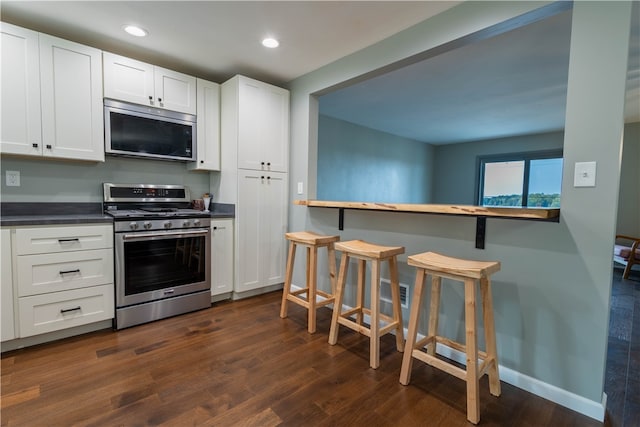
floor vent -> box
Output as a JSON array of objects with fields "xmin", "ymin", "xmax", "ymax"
[{"xmin": 380, "ymin": 279, "xmax": 409, "ymax": 309}]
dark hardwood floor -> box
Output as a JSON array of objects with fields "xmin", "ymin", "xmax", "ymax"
[
  {"xmin": 605, "ymin": 268, "xmax": 640, "ymax": 427},
  {"xmin": 1, "ymin": 288, "xmax": 618, "ymax": 426}
]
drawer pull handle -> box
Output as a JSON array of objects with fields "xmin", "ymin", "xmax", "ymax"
[
  {"xmin": 58, "ymin": 238, "xmax": 80, "ymax": 243},
  {"xmin": 60, "ymin": 306, "xmax": 81, "ymax": 314},
  {"xmin": 59, "ymin": 269, "xmax": 80, "ymax": 275}
]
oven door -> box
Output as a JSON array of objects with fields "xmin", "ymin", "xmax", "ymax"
[{"xmin": 115, "ymin": 228, "xmax": 210, "ymax": 307}]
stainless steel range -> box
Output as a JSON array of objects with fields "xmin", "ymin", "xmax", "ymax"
[{"xmin": 103, "ymin": 183, "xmax": 211, "ymax": 329}]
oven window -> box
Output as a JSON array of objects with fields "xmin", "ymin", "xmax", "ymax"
[{"xmin": 124, "ymin": 235, "xmax": 206, "ymax": 295}]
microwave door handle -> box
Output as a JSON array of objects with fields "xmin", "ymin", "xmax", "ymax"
[{"xmin": 122, "ymin": 229, "xmax": 209, "ymax": 242}]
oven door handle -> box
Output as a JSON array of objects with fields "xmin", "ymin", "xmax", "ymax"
[{"xmin": 122, "ymin": 229, "xmax": 209, "ymax": 241}]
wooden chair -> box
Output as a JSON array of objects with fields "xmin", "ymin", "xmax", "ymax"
[
  {"xmin": 280, "ymin": 231, "xmax": 339, "ymax": 334},
  {"xmin": 614, "ymin": 235, "xmax": 640, "ymax": 279},
  {"xmin": 400, "ymin": 251, "xmax": 501, "ymax": 425},
  {"xmin": 328, "ymin": 239, "xmax": 405, "ymax": 369}
]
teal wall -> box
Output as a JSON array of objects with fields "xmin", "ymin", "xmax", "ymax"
[
  {"xmin": 0, "ymin": 156, "xmax": 211, "ymax": 203},
  {"xmin": 287, "ymin": 1, "xmax": 632, "ymax": 416},
  {"xmin": 317, "ymin": 115, "xmax": 434, "ymax": 203}
]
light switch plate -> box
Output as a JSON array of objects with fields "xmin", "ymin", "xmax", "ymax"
[
  {"xmin": 5, "ymin": 170, "xmax": 20, "ymax": 187},
  {"xmin": 574, "ymin": 161, "xmax": 596, "ymax": 187},
  {"xmin": 297, "ymin": 182, "xmax": 303, "ymax": 195}
]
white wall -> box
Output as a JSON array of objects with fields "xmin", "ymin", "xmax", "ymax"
[{"xmin": 286, "ymin": 1, "xmax": 632, "ymax": 419}]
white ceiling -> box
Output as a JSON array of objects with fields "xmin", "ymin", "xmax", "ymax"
[{"xmin": 2, "ymin": 1, "xmax": 638, "ymax": 145}]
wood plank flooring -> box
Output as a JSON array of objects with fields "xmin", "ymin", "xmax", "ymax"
[{"xmin": 2, "ymin": 291, "xmax": 604, "ymax": 426}]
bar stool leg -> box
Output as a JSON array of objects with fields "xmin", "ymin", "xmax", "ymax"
[
  {"xmin": 464, "ymin": 278, "xmax": 480, "ymax": 425},
  {"xmin": 427, "ymin": 276, "xmax": 441, "ymax": 356},
  {"xmin": 481, "ymin": 277, "xmax": 501, "ymax": 397},
  {"xmin": 370, "ymin": 259, "xmax": 381, "ymax": 369},
  {"xmin": 389, "ymin": 256, "xmax": 404, "ymax": 352},
  {"xmin": 328, "ymin": 243, "xmax": 338, "ymax": 296},
  {"xmin": 329, "ymin": 252, "xmax": 350, "ymax": 345},
  {"xmin": 307, "ymin": 246, "xmax": 318, "ymax": 333},
  {"xmin": 400, "ymin": 268, "xmax": 426, "ymax": 385},
  {"xmin": 356, "ymin": 259, "xmax": 366, "ymax": 325},
  {"xmin": 280, "ymin": 241, "xmax": 297, "ymax": 319}
]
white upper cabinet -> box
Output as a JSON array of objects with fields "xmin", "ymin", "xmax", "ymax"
[
  {"xmin": 39, "ymin": 34, "xmax": 104, "ymax": 161},
  {"xmin": 103, "ymin": 52, "xmax": 196, "ymax": 115},
  {"xmin": 224, "ymin": 75, "xmax": 289, "ymax": 172},
  {"xmin": 188, "ymin": 78, "xmax": 220, "ymax": 171},
  {"xmin": 0, "ymin": 23, "xmax": 41, "ymax": 156},
  {"xmin": 0, "ymin": 23, "xmax": 104, "ymax": 162}
]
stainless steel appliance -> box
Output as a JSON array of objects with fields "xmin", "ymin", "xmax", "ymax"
[
  {"xmin": 104, "ymin": 99, "xmax": 196, "ymax": 161},
  {"xmin": 104, "ymin": 183, "xmax": 211, "ymax": 329}
]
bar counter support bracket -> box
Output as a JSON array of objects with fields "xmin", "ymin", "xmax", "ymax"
[
  {"xmin": 338, "ymin": 208, "xmax": 345, "ymax": 231},
  {"xmin": 475, "ymin": 216, "xmax": 486, "ymax": 250}
]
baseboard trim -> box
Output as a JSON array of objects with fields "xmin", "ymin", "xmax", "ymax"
[
  {"xmin": 291, "ymin": 283, "xmax": 607, "ymax": 422},
  {"xmin": 434, "ymin": 343, "xmax": 606, "ymax": 421}
]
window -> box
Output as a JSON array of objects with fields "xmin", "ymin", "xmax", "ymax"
[{"xmin": 478, "ymin": 150, "xmax": 563, "ymax": 208}]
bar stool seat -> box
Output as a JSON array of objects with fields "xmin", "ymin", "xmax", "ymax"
[
  {"xmin": 280, "ymin": 231, "xmax": 339, "ymax": 334},
  {"xmin": 399, "ymin": 251, "xmax": 501, "ymax": 425},
  {"xmin": 328, "ymin": 239, "xmax": 405, "ymax": 369}
]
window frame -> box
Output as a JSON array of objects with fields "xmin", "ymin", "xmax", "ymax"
[{"xmin": 476, "ymin": 149, "xmax": 563, "ymax": 207}]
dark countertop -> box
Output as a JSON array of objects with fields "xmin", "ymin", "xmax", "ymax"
[{"xmin": 0, "ymin": 202, "xmax": 235, "ymax": 227}]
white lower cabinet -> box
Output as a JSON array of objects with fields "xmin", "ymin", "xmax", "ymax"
[
  {"xmin": 236, "ymin": 170, "xmax": 287, "ymax": 293},
  {"xmin": 1, "ymin": 229, "xmax": 15, "ymax": 342},
  {"xmin": 211, "ymin": 219, "xmax": 233, "ymax": 296},
  {"xmin": 12, "ymin": 224, "xmax": 114, "ymax": 339},
  {"xmin": 18, "ymin": 284, "xmax": 114, "ymax": 337}
]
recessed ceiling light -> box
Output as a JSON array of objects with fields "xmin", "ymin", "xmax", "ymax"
[
  {"xmin": 123, "ymin": 25, "xmax": 148, "ymax": 37},
  {"xmin": 262, "ymin": 38, "xmax": 279, "ymax": 48}
]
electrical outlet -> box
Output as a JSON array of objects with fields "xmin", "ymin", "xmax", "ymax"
[{"xmin": 6, "ymin": 170, "xmax": 20, "ymax": 187}]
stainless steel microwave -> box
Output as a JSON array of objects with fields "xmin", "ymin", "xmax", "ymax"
[{"xmin": 104, "ymin": 99, "xmax": 196, "ymax": 162}]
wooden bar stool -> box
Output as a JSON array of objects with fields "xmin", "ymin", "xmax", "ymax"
[
  {"xmin": 399, "ymin": 251, "xmax": 501, "ymax": 424},
  {"xmin": 280, "ymin": 231, "xmax": 340, "ymax": 334},
  {"xmin": 328, "ymin": 240, "xmax": 405, "ymax": 369}
]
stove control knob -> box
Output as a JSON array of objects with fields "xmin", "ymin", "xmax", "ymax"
[
  {"xmin": 183, "ymin": 220, "xmax": 191, "ymax": 227},
  {"xmin": 129, "ymin": 222, "xmax": 139, "ymax": 230},
  {"xmin": 193, "ymin": 219, "xmax": 201, "ymax": 226},
  {"xmin": 143, "ymin": 222, "xmax": 152, "ymax": 229},
  {"xmin": 164, "ymin": 221, "xmax": 172, "ymax": 229}
]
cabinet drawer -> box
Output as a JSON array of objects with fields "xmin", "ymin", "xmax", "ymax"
[
  {"xmin": 15, "ymin": 225, "xmax": 113, "ymax": 255},
  {"xmin": 18, "ymin": 284, "xmax": 114, "ymax": 338},
  {"xmin": 17, "ymin": 249, "xmax": 114, "ymax": 296}
]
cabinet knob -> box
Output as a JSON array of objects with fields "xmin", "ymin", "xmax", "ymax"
[
  {"xmin": 200, "ymin": 160, "xmax": 204, "ymax": 164},
  {"xmin": 32, "ymin": 143, "xmax": 38, "ymax": 148},
  {"xmin": 267, "ymin": 162, "xmax": 271, "ymax": 166},
  {"xmin": 261, "ymin": 176, "xmax": 265, "ymax": 180},
  {"xmin": 149, "ymin": 95, "xmax": 153, "ymax": 101},
  {"xmin": 158, "ymin": 97, "xmax": 162, "ymax": 102},
  {"xmin": 261, "ymin": 161, "xmax": 265, "ymax": 166},
  {"xmin": 213, "ymin": 226, "xmax": 218, "ymax": 230},
  {"xmin": 267, "ymin": 176, "xmax": 271, "ymax": 180},
  {"xmin": 46, "ymin": 144, "xmax": 52, "ymax": 149}
]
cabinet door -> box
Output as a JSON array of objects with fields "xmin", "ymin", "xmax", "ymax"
[
  {"xmin": 103, "ymin": 52, "xmax": 155, "ymax": 107},
  {"xmin": 236, "ymin": 171, "xmax": 263, "ymax": 292},
  {"xmin": 236, "ymin": 77, "xmax": 289, "ymax": 172},
  {"xmin": 1, "ymin": 229, "xmax": 15, "ymax": 341},
  {"xmin": 236, "ymin": 171, "xmax": 287, "ymax": 293},
  {"xmin": 0, "ymin": 23, "xmax": 42, "ymax": 156},
  {"xmin": 154, "ymin": 66, "xmax": 197, "ymax": 114},
  {"xmin": 39, "ymin": 34, "xmax": 104, "ymax": 161},
  {"xmin": 260, "ymin": 85, "xmax": 289, "ymax": 173},
  {"xmin": 211, "ymin": 219, "xmax": 233, "ymax": 296},
  {"xmin": 260, "ymin": 172, "xmax": 287, "ymax": 286},
  {"xmin": 189, "ymin": 79, "xmax": 220, "ymax": 171}
]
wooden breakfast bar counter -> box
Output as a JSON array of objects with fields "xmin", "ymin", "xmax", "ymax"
[{"xmin": 293, "ymin": 200, "xmax": 560, "ymax": 249}]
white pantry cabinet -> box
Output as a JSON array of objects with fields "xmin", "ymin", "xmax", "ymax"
[
  {"xmin": 222, "ymin": 75, "xmax": 289, "ymax": 172},
  {"xmin": 13, "ymin": 224, "xmax": 114, "ymax": 338},
  {"xmin": 236, "ymin": 170, "xmax": 287, "ymax": 293},
  {"xmin": 1, "ymin": 229, "xmax": 15, "ymax": 342},
  {"xmin": 188, "ymin": 78, "xmax": 221, "ymax": 171},
  {"xmin": 210, "ymin": 219, "xmax": 233, "ymax": 296},
  {"xmin": 103, "ymin": 52, "xmax": 197, "ymax": 115},
  {"xmin": 0, "ymin": 23, "xmax": 104, "ymax": 161}
]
